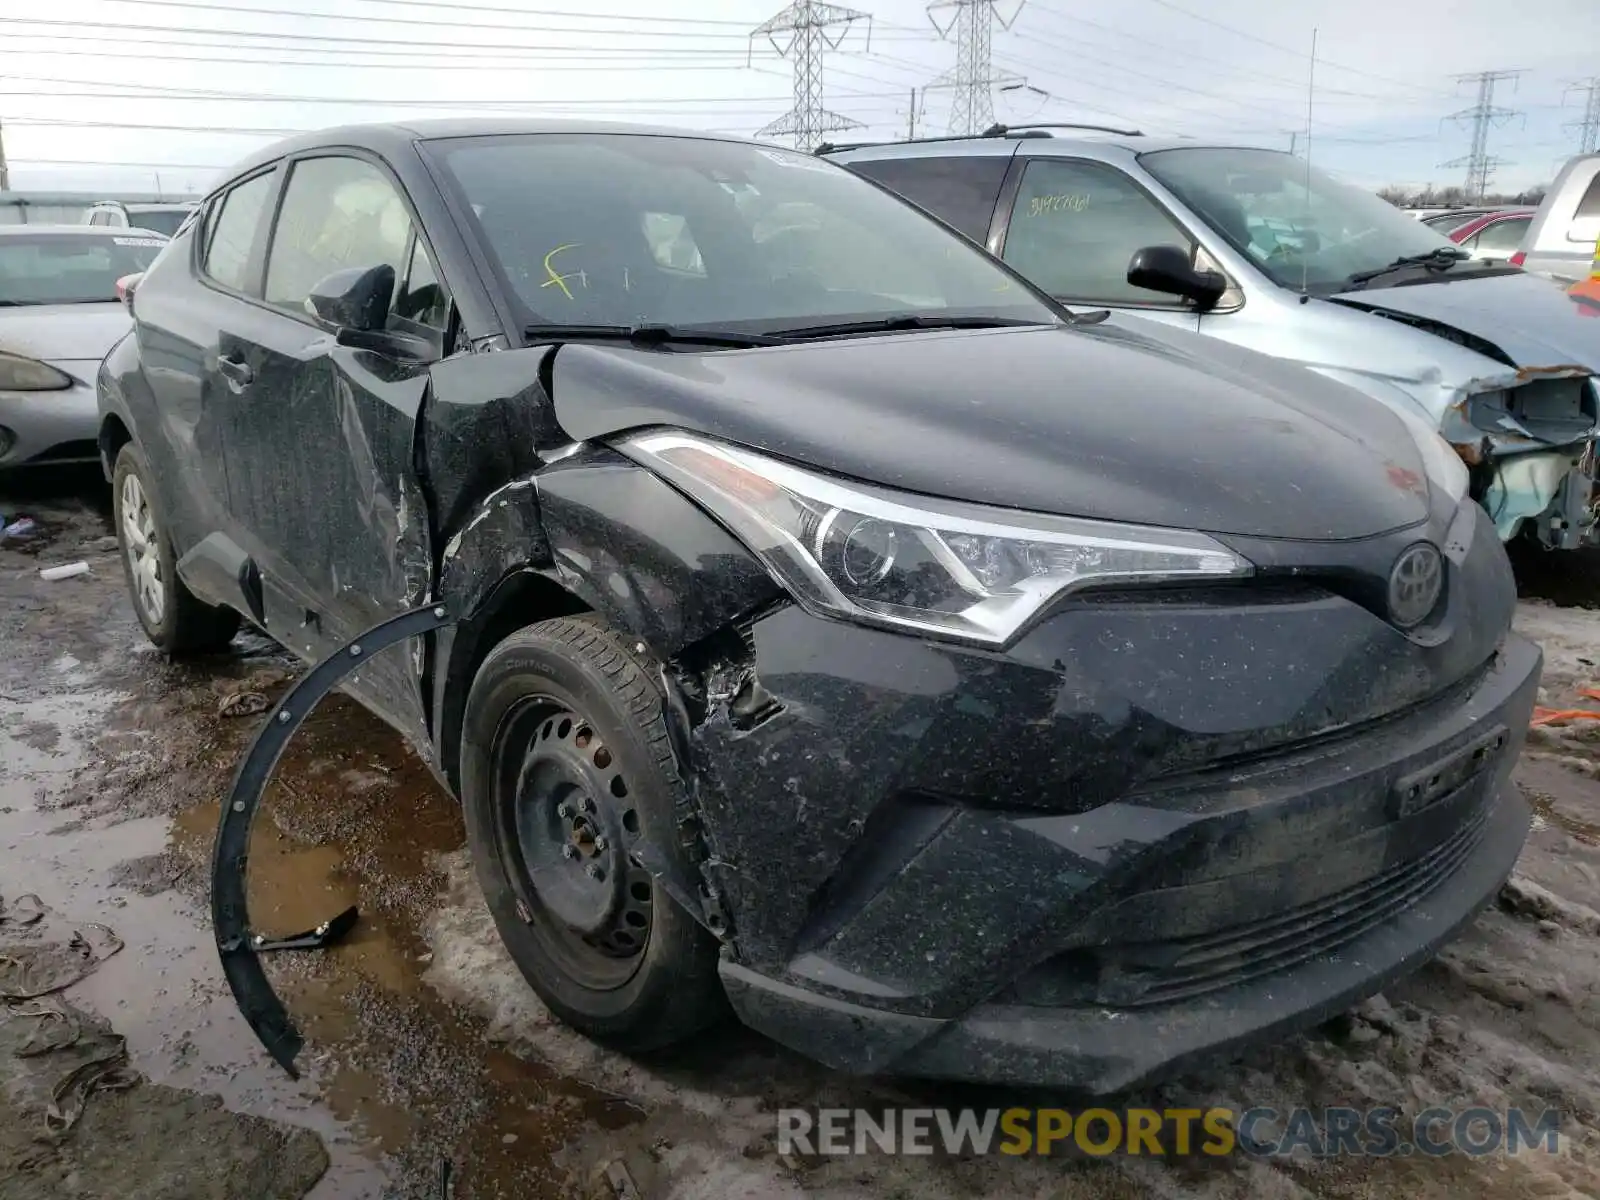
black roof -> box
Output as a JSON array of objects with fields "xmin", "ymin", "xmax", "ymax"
[{"xmin": 222, "ymin": 118, "xmax": 756, "ymax": 186}]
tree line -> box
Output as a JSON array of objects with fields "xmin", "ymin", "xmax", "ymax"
[{"xmin": 1376, "ymin": 184, "xmax": 1548, "ymax": 208}]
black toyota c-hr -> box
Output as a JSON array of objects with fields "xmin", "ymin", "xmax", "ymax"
[{"xmin": 97, "ymin": 119, "xmax": 1537, "ymax": 1094}]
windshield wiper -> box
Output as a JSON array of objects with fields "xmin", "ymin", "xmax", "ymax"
[
  {"xmin": 1344, "ymin": 246, "xmax": 1471, "ymax": 289},
  {"xmin": 521, "ymin": 323, "xmax": 784, "ymax": 348},
  {"xmin": 769, "ymin": 314, "xmax": 1049, "ymax": 340}
]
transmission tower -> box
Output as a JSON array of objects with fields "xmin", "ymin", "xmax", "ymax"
[
  {"xmin": 924, "ymin": 0, "xmax": 1025, "ymax": 136},
  {"xmin": 750, "ymin": 1, "xmax": 871, "ymax": 151},
  {"xmin": 1566, "ymin": 78, "xmax": 1600, "ymax": 155},
  {"xmin": 1441, "ymin": 69, "xmax": 1523, "ymax": 200}
]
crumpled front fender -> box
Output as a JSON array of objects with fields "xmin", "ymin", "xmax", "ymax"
[
  {"xmin": 530, "ymin": 445, "xmax": 782, "ymax": 656},
  {"xmin": 430, "ymin": 442, "xmax": 784, "ymax": 793}
]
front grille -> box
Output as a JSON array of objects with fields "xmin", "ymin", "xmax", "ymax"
[{"xmin": 1021, "ymin": 781, "xmax": 1493, "ymax": 1010}]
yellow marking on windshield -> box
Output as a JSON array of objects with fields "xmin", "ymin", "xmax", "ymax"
[
  {"xmin": 541, "ymin": 242, "xmax": 587, "ymax": 300},
  {"xmin": 1027, "ymin": 192, "xmax": 1091, "ymax": 217}
]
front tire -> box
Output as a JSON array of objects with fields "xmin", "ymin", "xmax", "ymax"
[
  {"xmin": 459, "ymin": 617, "xmax": 724, "ymax": 1052},
  {"xmin": 111, "ymin": 442, "xmax": 239, "ymax": 655}
]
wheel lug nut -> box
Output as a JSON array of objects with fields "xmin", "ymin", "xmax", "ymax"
[
  {"xmin": 557, "ymin": 802, "xmax": 574, "ymax": 818},
  {"xmin": 593, "ymin": 836, "xmax": 608, "ymax": 852},
  {"xmin": 561, "ymin": 844, "xmax": 577, "ymax": 860},
  {"xmin": 585, "ymin": 864, "xmax": 604, "ymax": 881}
]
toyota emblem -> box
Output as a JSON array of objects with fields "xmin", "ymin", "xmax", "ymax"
[{"xmin": 1388, "ymin": 542, "xmax": 1443, "ymax": 629}]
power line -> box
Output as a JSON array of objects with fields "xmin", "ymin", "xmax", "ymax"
[
  {"xmin": 0, "ymin": 43, "xmax": 765, "ymax": 72},
  {"xmin": 1023, "ymin": 0, "xmax": 1404, "ymax": 101},
  {"xmin": 0, "ymin": 17, "xmax": 761, "ymax": 54},
  {"xmin": 924, "ymin": 0, "xmax": 1023, "ymax": 135},
  {"xmin": 1011, "ymin": 19, "xmax": 1439, "ymax": 113},
  {"xmin": 751, "ymin": 1, "xmax": 872, "ymax": 151},
  {"xmin": 1135, "ymin": 0, "xmax": 1454, "ymax": 98},
  {"xmin": 8, "ymin": 157, "xmax": 230, "ymax": 169},
  {"xmin": 1441, "ymin": 69, "xmax": 1524, "ymax": 200},
  {"xmin": 1566, "ymin": 78, "xmax": 1600, "ymax": 155},
  {"xmin": 4, "ymin": 117, "xmax": 311, "ymax": 136},
  {"xmin": 0, "ymin": 78, "xmax": 838, "ymax": 110},
  {"xmin": 2, "ymin": 29, "xmax": 754, "ymax": 62},
  {"xmin": 71, "ymin": 0, "xmax": 769, "ymax": 39},
  {"xmin": 99, "ymin": 0, "xmax": 761, "ymax": 26},
  {"xmin": 1005, "ymin": 23, "xmax": 1302, "ymax": 116}
]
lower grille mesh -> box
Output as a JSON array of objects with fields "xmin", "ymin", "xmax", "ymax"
[{"xmin": 1087, "ymin": 785, "xmax": 1492, "ymax": 1009}]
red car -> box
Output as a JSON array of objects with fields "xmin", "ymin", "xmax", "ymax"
[{"xmin": 1444, "ymin": 207, "xmax": 1537, "ymax": 262}]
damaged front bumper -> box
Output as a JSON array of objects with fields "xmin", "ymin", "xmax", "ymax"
[
  {"xmin": 685, "ymin": 505, "xmax": 1538, "ymax": 1094},
  {"xmin": 1446, "ymin": 371, "xmax": 1600, "ymax": 549}
]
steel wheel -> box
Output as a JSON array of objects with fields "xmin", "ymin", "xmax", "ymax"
[
  {"xmin": 460, "ymin": 617, "xmax": 725, "ymax": 1051},
  {"xmin": 120, "ymin": 469, "xmax": 165, "ymax": 627},
  {"xmin": 495, "ymin": 698, "xmax": 656, "ymax": 988}
]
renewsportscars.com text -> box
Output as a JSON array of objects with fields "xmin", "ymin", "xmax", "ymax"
[{"xmin": 777, "ymin": 1106, "xmax": 1563, "ymax": 1158}]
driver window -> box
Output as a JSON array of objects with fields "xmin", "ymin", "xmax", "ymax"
[
  {"xmin": 264, "ymin": 155, "xmax": 411, "ymax": 314},
  {"xmin": 1002, "ymin": 159, "xmax": 1194, "ymax": 305}
]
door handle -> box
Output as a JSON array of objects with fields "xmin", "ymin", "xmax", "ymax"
[{"xmin": 218, "ymin": 354, "xmax": 253, "ymax": 388}]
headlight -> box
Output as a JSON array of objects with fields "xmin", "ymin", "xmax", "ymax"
[
  {"xmin": 1392, "ymin": 405, "xmax": 1471, "ymax": 503},
  {"xmin": 621, "ymin": 431, "xmax": 1253, "ymax": 645},
  {"xmin": 0, "ymin": 351, "xmax": 73, "ymax": 391}
]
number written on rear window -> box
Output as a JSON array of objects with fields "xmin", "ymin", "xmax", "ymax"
[
  {"xmin": 1001, "ymin": 159, "xmax": 1195, "ymax": 305},
  {"xmin": 203, "ymin": 173, "xmax": 275, "ymax": 292}
]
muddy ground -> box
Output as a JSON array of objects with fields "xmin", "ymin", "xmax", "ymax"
[{"xmin": 2, "ymin": 470, "xmax": 1598, "ymax": 1199}]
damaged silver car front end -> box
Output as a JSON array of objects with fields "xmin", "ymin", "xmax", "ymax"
[
  {"xmin": 1310, "ymin": 278, "xmax": 1600, "ymax": 552},
  {"xmin": 1443, "ymin": 368, "xmax": 1599, "ymax": 549}
]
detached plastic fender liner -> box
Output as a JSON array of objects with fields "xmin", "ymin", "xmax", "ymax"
[
  {"xmin": 212, "ymin": 599, "xmax": 727, "ymax": 1075},
  {"xmin": 211, "ymin": 601, "xmax": 456, "ymax": 1078}
]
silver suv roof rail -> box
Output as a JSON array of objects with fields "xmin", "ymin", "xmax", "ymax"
[{"xmin": 814, "ymin": 121, "xmax": 1144, "ymax": 156}]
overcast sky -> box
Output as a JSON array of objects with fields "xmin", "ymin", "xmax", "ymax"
[{"xmin": 2, "ymin": 0, "xmax": 1596, "ymax": 197}]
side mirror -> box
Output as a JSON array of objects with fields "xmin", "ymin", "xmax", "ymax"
[
  {"xmin": 305, "ymin": 264, "xmax": 394, "ymax": 335},
  {"xmin": 1127, "ymin": 244, "xmax": 1228, "ymax": 310}
]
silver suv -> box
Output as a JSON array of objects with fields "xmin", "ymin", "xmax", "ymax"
[
  {"xmin": 1516, "ymin": 153, "xmax": 1600, "ymax": 285},
  {"xmin": 825, "ymin": 126, "xmax": 1600, "ymax": 552},
  {"xmin": 82, "ymin": 200, "xmax": 198, "ymax": 238}
]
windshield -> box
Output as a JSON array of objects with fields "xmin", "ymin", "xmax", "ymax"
[
  {"xmin": 127, "ymin": 209, "xmax": 192, "ymax": 237},
  {"xmin": 0, "ymin": 233, "xmax": 165, "ymax": 305},
  {"xmin": 424, "ymin": 133, "xmax": 1057, "ymax": 336},
  {"xmin": 1140, "ymin": 146, "xmax": 1464, "ymax": 294}
]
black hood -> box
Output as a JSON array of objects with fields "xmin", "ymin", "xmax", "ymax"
[{"xmin": 549, "ymin": 321, "xmax": 1430, "ymax": 541}]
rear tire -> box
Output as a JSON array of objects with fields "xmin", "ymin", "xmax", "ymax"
[
  {"xmin": 111, "ymin": 442, "xmax": 239, "ymax": 655},
  {"xmin": 459, "ymin": 617, "xmax": 725, "ymax": 1052}
]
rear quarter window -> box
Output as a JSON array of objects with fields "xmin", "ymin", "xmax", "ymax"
[
  {"xmin": 202, "ymin": 172, "xmax": 276, "ymax": 293},
  {"xmin": 1577, "ymin": 172, "xmax": 1600, "ymax": 220},
  {"xmin": 845, "ymin": 155, "xmax": 1008, "ymax": 244}
]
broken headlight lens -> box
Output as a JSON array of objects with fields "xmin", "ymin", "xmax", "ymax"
[
  {"xmin": 1393, "ymin": 406, "xmax": 1471, "ymax": 503},
  {"xmin": 621, "ymin": 431, "xmax": 1254, "ymax": 645},
  {"xmin": 0, "ymin": 352, "xmax": 72, "ymax": 392}
]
